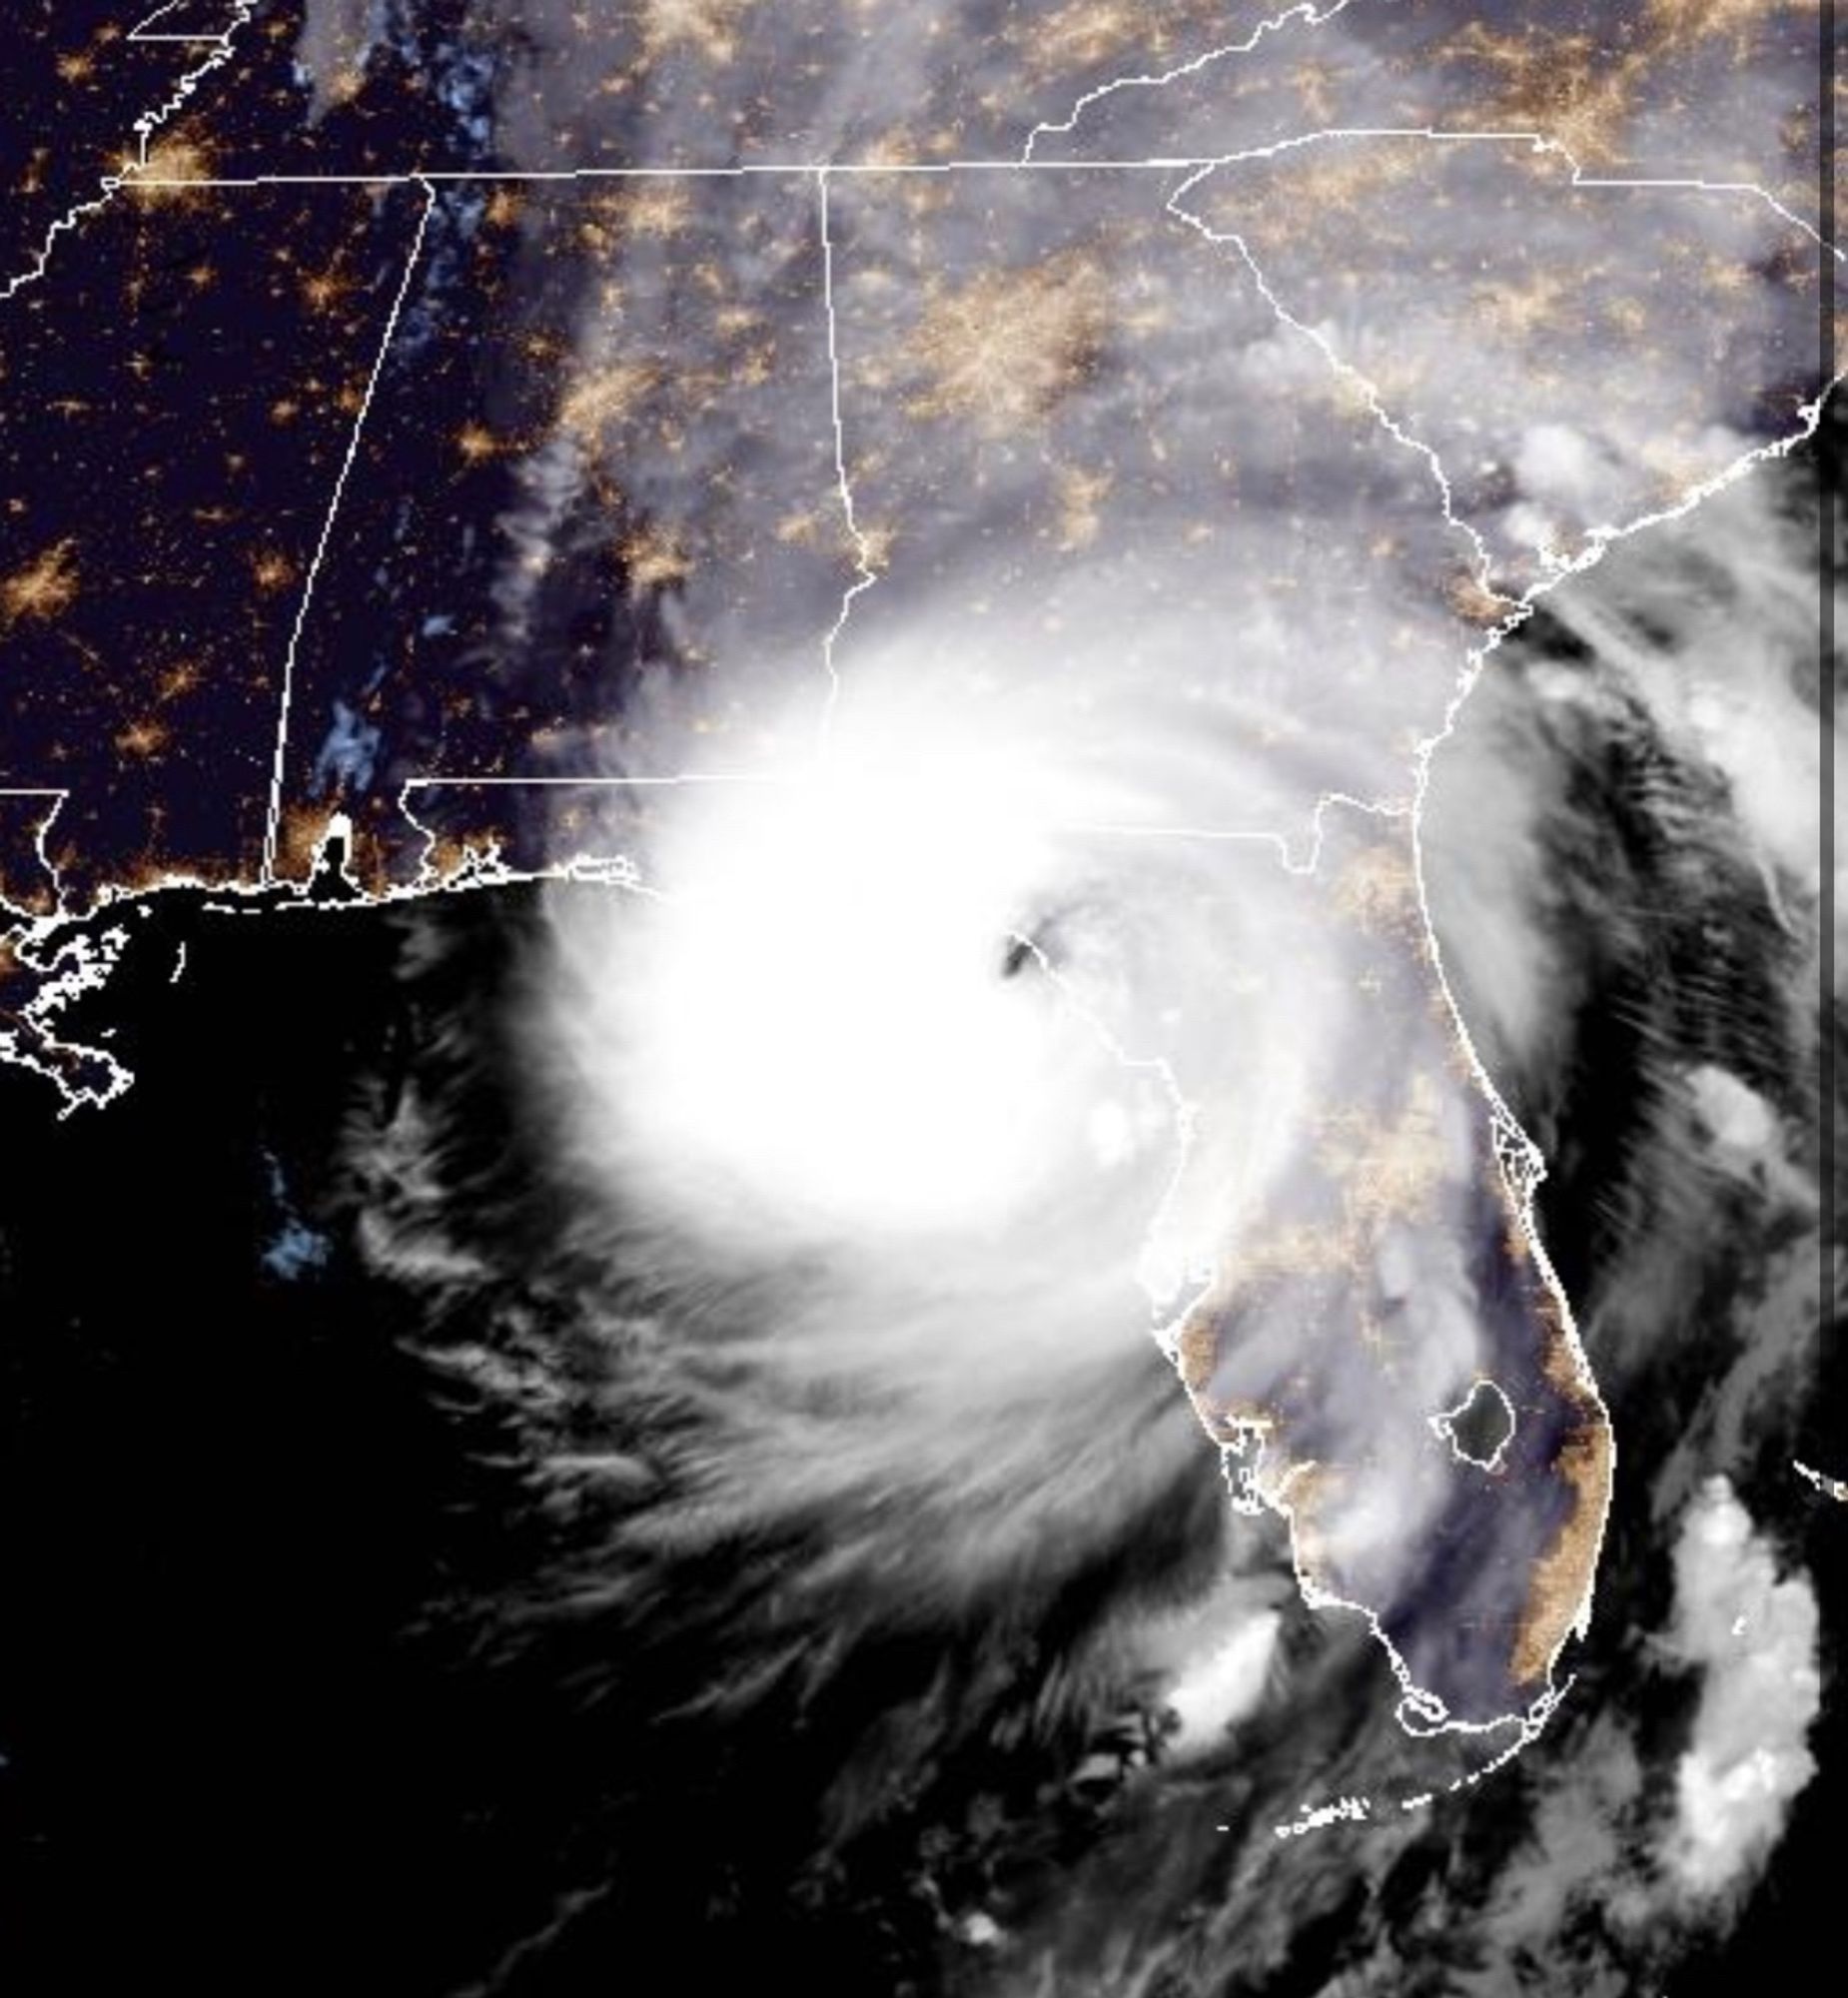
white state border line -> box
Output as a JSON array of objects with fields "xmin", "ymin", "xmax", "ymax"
[
  {"xmin": 259, "ymin": 177, "xmax": 439, "ymax": 885},
  {"xmin": 816, "ymin": 168, "xmax": 879, "ymax": 745},
  {"xmin": 128, "ymin": 0, "xmax": 233, "ymax": 42},
  {"xmin": 9, "ymin": 119, "xmax": 1835, "ymax": 906},
  {"xmin": 109, "ymin": 138, "xmax": 1839, "ymax": 214},
  {"xmin": 390, "ymin": 775, "xmax": 1386, "ymax": 878},
  {"xmin": 374, "ymin": 128, "xmax": 1837, "ymax": 837},
  {"xmin": 110, "ymin": 123, "xmax": 1839, "ymax": 272},
  {"xmin": 1022, "ymin": 0, "xmax": 1361, "ymax": 161},
  {"xmin": 0, "ymin": 14, "xmax": 1829, "ymax": 1789},
  {"xmin": 1, "ymin": 0, "xmax": 257, "ymax": 303}
]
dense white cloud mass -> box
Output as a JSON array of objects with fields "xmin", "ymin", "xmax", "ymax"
[
  {"xmin": 499, "ymin": 0, "xmax": 1830, "ymax": 1743},
  {"xmin": 1663, "ymin": 1478, "xmax": 1821, "ymax": 1898},
  {"xmin": 0, "ymin": 5, "xmax": 1836, "ymax": 1997},
  {"xmin": 277, "ymin": 1, "xmax": 1838, "ymax": 1988}
]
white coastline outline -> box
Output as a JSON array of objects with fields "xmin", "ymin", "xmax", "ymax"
[
  {"xmin": 259, "ymin": 176, "xmax": 440, "ymax": 886},
  {"xmin": 0, "ymin": 17, "xmax": 1835, "ymax": 1807},
  {"xmin": 128, "ymin": 0, "xmax": 234, "ymax": 43},
  {"xmin": 1, "ymin": 0, "xmax": 258, "ymax": 304}
]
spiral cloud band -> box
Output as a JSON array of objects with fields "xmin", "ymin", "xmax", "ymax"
[
  {"xmin": 535, "ymin": 588, "xmax": 1606, "ymax": 1731},
  {"xmin": 437, "ymin": 0, "xmax": 1834, "ymax": 1741}
]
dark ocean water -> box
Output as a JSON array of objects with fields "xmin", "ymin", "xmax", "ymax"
[
  {"xmin": 0, "ymin": 414, "xmax": 1839, "ymax": 1996},
  {"xmin": 0, "ymin": 5, "xmax": 1840, "ymax": 1991}
]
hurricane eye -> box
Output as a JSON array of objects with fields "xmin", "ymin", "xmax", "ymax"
[{"xmin": 999, "ymin": 932, "xmax": 1039, "ymax": 980}]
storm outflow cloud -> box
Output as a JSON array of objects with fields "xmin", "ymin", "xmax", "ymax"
[
  {"xmin": 479, "ymin": 0, "xmax": 1834, "ymax": 1738},
  {"xmin": 299, "ymin": 0, "xmax": 1836, "ymax": 1986},
  {"xmin": 0, "ymin": 7, "xmax": 1834, "ymax": 1997}
]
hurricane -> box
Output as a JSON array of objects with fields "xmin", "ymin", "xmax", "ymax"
[{"xmin": 0, "ymin": 6, "xmax": 1836, "ymax": 1997}]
